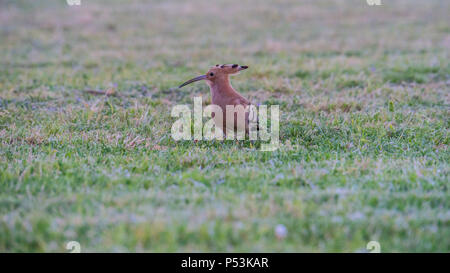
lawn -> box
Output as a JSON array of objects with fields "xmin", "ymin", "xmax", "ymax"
[{"xmin": 0, "ymin": 0, "xmax": 449, "ymax": 252}]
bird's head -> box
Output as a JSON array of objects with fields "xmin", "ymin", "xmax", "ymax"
[{"xmin": 179, "ymin": 64, "xmax": 248, "ymax": 88}]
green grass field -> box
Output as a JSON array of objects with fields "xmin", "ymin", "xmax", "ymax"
[{"xmin": 0, "ymin": 0, "xmax": 449, "ymax": 252}]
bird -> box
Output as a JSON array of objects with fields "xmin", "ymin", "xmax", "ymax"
[{"xmin": 178, "ymin": 64, "xmax": 257, "ymax": 138}]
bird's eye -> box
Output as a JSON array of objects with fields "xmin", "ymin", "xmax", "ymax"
[{"xmin": 209, "ymin": 72, "xmax": 214, "ymax": 76}]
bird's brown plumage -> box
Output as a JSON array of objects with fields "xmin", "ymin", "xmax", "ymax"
[{"xmin": 179, "ymin": 64, "xmax": 256, "ymax": 136}]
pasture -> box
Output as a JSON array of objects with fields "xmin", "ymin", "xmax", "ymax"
[{"xmin": 0, "ymin": 0, "xmax": 449, "ymax": 252}]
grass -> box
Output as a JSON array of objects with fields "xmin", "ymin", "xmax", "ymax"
[{"xmin": 0, "ymin": 0, "xmax": 449, "ymax": 252}]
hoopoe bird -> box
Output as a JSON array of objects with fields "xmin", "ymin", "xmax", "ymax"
[{"xmin": 179, "ymin": 64, "xmax": 257, "ymax": 138}]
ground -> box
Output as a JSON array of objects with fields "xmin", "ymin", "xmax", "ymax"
[{"xmin": 0, "ymin": 0, "xmax": 449, "ymax": 252}]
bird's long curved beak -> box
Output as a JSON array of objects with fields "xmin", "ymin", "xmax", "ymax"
[{"xmin": 178, "ymin": 75, "xmax": 207, "ymax": 88}]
